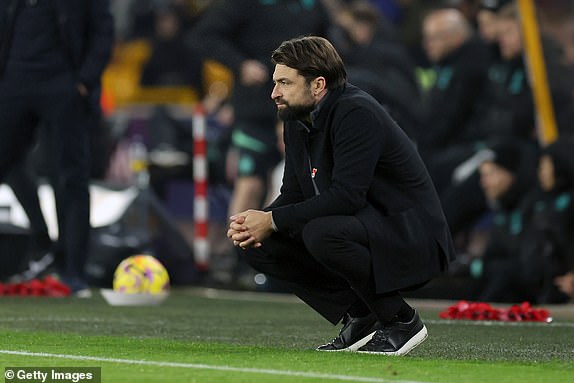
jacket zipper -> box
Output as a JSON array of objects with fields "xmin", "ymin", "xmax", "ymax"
[{"xmin": 300, "ymin": 123, "xmax": 320, "ymax": 196}]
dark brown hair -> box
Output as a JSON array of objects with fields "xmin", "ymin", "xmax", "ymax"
[{"xmin": 271, "ymin": 36, "xmax": 347, "ymax": 90}]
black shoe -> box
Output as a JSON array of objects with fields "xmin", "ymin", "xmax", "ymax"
[
  {"xmin": 316, "ymin": 313, "xmax": 381, "ymax": 352},
  {"xmin": 6, "ymin": 252, "xmax": 55, "ymax": 283},
  {"xmin": 357, "ymin": 310, "xmax": 427, "ymax": 356},
  {"xmin": 25, "ymin": 252, "xmax": 55, "ymax": 280}
]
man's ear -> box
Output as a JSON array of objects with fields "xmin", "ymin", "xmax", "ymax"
[{"xmin": 312, "ymin": 76, "xmax": 327, "ymax": 96}]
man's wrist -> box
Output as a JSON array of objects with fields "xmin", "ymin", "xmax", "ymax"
[{"xmin": 270, "ymin": 211, "xmax": 278, "ymax": 232}]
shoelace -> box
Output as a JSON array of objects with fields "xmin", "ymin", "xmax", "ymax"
[{"xmin": 369, "ymin": 327, "xmax": 390, "ymax": 344}]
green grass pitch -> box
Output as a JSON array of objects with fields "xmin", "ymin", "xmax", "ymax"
[{"xmin": 0, "ymin": 288, "xmax": 573, "ymax": 383}]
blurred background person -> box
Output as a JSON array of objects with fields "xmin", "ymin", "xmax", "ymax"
[
  {"xmin": 140, "ymin": 4, "xmax": 203, "ymax": 89},
  {"xmin": 137, "ymin": 2, "xmax": 204, "ymax": 188},
  {"xmin": 473, "ymin": 140, "xmax": 537, "ymax": 303},
  {"xmin": 417, "ymin": 7, "xmax": 490, "ymax": 191},
  {"xmin": 519, "ymin": 136, "xmax": 574, "ymax": 303},
  {"xmin": 123, "ymin": 0, "xmax": 200, "ymax": 41},
  {"xmin": 440, "ymin": 1, "xmax": 574, "ymax": 244},
  {"xmin": 0, "ymin": 0, "xmax": 114, "ymax": 295},
  {"xmin": 333, "ymin": 0, "xmax": 423, "ymax": 141},
  {"xmin": 476, "ymin": 0, "xmax": 510, "ymax": 49}
]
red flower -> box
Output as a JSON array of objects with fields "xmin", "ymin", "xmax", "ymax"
[
  {"xmin": 0, "ymin": 276, "xmax": 71, "ymax": 297},
  {"xmin": 439, "ymin": 301, "xmax": 552, "ymax": 323}
]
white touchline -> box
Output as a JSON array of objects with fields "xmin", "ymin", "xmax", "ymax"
[
  {"xmin": 1, "ymin": 316, "xmax": 570, "ymax": 328},
  {"xmin": 0, "ymin": 350, "xmax": 432, "ymax": 383}
]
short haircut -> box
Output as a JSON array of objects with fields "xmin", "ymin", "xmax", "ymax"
[{"xmin": 271, "ymin": 36, "xmax": 347, "ymax": 90}]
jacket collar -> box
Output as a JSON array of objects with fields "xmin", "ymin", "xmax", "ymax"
[{"xmin": 308, "ymin": 83, "xmax": 346, "ymax": 132}]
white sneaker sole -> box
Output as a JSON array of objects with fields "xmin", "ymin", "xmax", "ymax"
[
  {"xmin": 317, "ymin": 330, "xmax": 377, "ymax": 352},
  {"xmin": 357, "ymin": 325, "xmax": 428, "ymax": 356}
]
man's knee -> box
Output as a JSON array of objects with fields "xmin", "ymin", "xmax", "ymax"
[{"xmin": 302, "ymin": 217, "xmax": 342, "ymax": 258}]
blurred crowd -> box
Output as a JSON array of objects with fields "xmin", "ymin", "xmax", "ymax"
[{"xmin": 5, "ymin": 0, "xmax": 574, "ymax": 302}]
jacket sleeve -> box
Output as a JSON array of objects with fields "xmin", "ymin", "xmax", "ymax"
[
  {"xmin": 272, "ymin": 108, "xmax": 382, "ymax": 235},
  {"xmin": 77, "ymin": 0, "xmax": 114, "ymax": 90}
]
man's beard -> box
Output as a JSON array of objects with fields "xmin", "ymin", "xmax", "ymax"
[{"xmin": 277, "ymin": 102, "xmax": 315, "ymax": 121}]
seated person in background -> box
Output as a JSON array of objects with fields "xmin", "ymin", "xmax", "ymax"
[
  {"xmin": 519, "ymin": 136, "xmax": 574, "ymax": 303},
  {"xmin": 439, "ymin": 1, "xmax": 574, "ymax": 240},
  {"xmin": 418, "ymin": 7, "xmax": 490, "ymax": 168},
  {"xmin": 474, "ymin": 140, "xmax": 538, "ymax": 303},
  {"xmin": 140, "ymin": 5, "xmax": 202, "ymax": 89},
  {"xmin": 334, "ymin": 1, "xmax": 423, "ymax": 141},
  {"xmin": 476, "ymin": 0, "xmax": 511, "ymax": 51}
]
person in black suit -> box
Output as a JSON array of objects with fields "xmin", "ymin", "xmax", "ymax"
[
  {"xmin": 227, "ymin": 36, "xmax": 455, "ymax": 355},
  {"xmin": 0, "ymin": 0, "xmax": 114, "ymax": 295}
]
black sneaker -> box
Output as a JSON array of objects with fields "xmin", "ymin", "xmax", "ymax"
[
  {"xmin": 6, "ymin": 252, "xmax": 55, "ymax": 283},
  {"xmin": 24, "ymin": 252, "xmax": 55, "ymax": 280},
  {"xmin": 316, "ymin": 313, "xmax": 381, "ymax": 352},
  {"xmin": 357, "ymin": 310, "xmax": 427, "ymax": 356}
]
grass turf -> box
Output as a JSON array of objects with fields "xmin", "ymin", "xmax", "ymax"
[{"xmin": 0, "ymin": 288, "xmax": 572, "ymax": 383}]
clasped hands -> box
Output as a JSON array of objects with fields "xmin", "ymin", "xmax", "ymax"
[{"xmin": 227, "ymin": 209, "xmax": 274, "ymax": 250}]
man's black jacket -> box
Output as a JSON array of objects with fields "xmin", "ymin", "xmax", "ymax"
[{"xmin": 269, "ymin": 83, "xmax": 456, "ymax": 293}]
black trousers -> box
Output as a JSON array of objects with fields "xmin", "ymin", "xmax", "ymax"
[
  {"xmin": 241, "ymin": 215, "xmax": 407, "ymax": 325},
  {"xmin": 6, "ymin": 158, "xmax": 52, "ymax": 264},
  {"xmin": 0, "ymin": 73, "xmax": 90, "ymax": 279}
]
